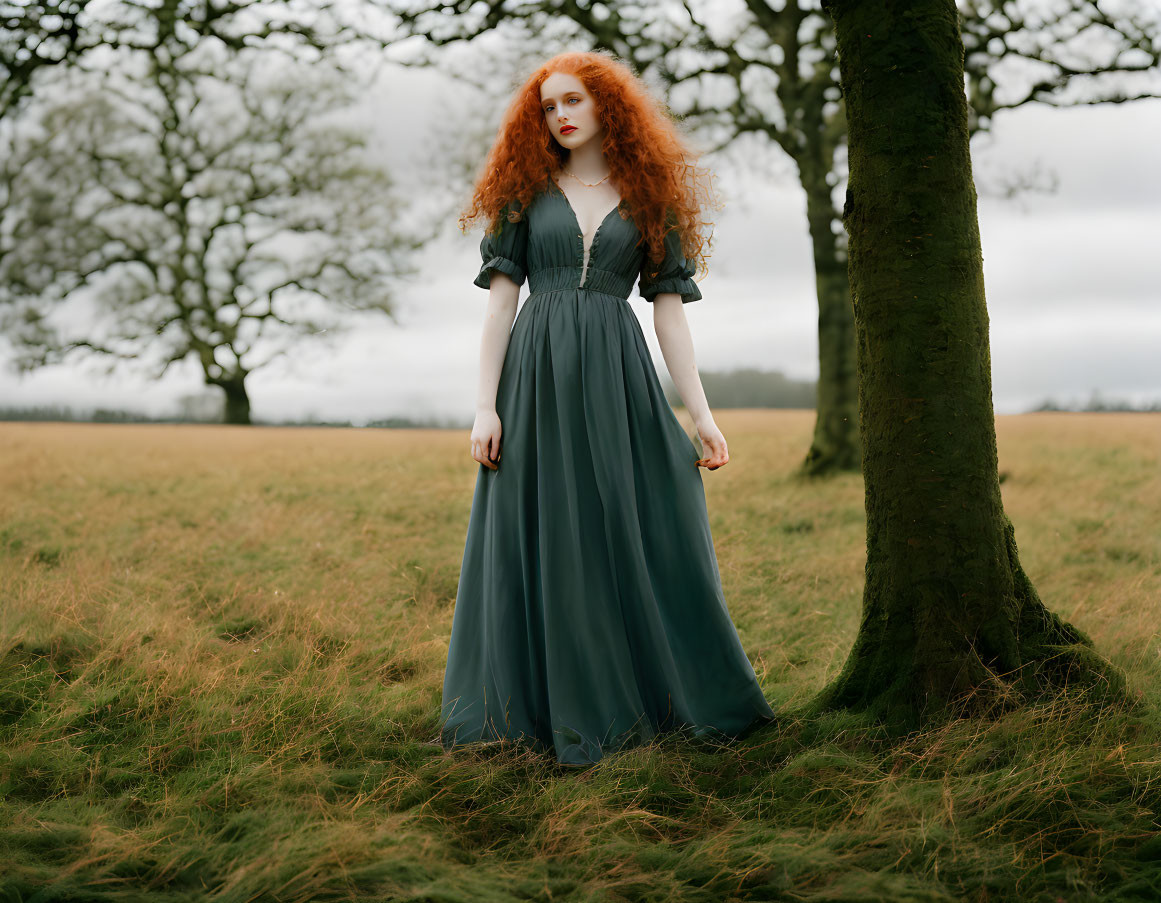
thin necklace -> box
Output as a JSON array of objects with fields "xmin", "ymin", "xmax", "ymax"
[{"xmin": 563, "ymin": 167, "xmax": 610, "ymax": 188}]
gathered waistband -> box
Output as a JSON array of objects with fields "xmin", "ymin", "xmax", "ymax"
[{"xmin": 528, "ymin": 266, "xmax": 634, "ymax": 300}]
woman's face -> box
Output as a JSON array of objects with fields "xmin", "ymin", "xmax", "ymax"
[{"xmin": 539, "ymin": 71, "xmax": 604, "ymax": 152}]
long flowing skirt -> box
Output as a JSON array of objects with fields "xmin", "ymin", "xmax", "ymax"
[{"xmin": 439, "ymin": 289, "xmax": 777, "ymax": 765}]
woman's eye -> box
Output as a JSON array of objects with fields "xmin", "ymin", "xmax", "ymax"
[{"xmin": 544, "ymin": 98, "xmax": 580, "ymax": 113}]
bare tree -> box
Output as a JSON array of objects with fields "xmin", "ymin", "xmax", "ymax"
[
  {"xmin": 0, "ymin": 46, "xmax": 418, "ymax": 424},
  {"xmin": 383, "ymin": 0, "xmax": 1161, "ymax": 475},
  {"xmin": 0, "ymin": 0, "xmax": 90, "ymax": 120},
  {"xmin": 0, "ymin": 0, "xmax": 367, "ymax": 122}
]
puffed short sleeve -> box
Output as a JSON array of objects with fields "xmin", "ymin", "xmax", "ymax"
[
  {"xmin": 638, "ymin": 221, "xmax": 702, "ymax": 304},
  {"xmin": 474, "ymin": 199, "xmax": 529, "ymax": 290}
]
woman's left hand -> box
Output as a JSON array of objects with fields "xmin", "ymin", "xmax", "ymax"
[{"xmin": 694, "ymin": 419, "xmax": 729, "ymax": 470}]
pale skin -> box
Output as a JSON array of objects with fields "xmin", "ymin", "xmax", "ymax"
[{"xmin": 470, "ymin": 70, "xmax": 728, "ymax": 473}]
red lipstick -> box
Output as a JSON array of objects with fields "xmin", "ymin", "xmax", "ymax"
[{"xmin": 560, "ymin": 126, "xmax": 577, "ymax": 134}]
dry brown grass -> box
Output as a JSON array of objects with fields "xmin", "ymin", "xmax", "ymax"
[{"xmin": 2, "ymin": 412, "xmax": 1159, "ymax": 901}]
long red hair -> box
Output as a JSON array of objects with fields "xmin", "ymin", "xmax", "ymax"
[{"xmin": 458, "ymin": 50, "xmax": 719, "ymax": 281}]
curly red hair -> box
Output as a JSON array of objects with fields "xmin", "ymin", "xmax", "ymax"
[{"xmin": 458, "ymin": 50, "xmax": 719, "ymax": 281}]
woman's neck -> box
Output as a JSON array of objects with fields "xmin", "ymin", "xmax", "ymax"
[{"xmin": 562, "ymin": 143, "xmax": 610, "ymax": 182}]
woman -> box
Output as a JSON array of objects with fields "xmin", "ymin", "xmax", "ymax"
[{"xmin": 439, "ymin": 50, "xmax": 777, "ymax": 766}]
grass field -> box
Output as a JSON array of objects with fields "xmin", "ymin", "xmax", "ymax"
[{"xmin": 2, "ymin": 411, "xmax": 1159, "ymax": 901}]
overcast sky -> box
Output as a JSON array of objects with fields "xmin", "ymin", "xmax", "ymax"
[{"xmin": 2, "ymin": 46, "xmax": 1159, "ymax": 422}]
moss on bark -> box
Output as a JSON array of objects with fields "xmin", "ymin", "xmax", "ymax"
[{"xmin": 808, "ymin": 0, "xmax": 1127, "ymax": 730}]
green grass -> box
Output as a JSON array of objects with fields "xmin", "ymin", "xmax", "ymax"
[{"xmin": 1, "ymin": 412, "xmax": 1159, "ymax": 901}]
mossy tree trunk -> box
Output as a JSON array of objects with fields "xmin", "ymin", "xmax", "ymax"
[
  {"xmin": 800, "ymin": 158, "xmax": 860, "ymax": 477},
  {"xmin": 810, "ymin": 0, "xmax": 1126, "ymax": 729}
]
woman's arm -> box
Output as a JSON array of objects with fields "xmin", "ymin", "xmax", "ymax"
[
  {"xmin": 471, "ymin": 273, "xmax": 520, "ymax": 469},
  {"xmin": 652, "ymin": 294, "xmax": 729, "ymax": 469},
  {"xmin": 476, "ymin": 274, "xmax": 520, "ymax": 411}
]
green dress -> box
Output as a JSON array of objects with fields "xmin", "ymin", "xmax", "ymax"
[{"xmin": 439, "ymin": 179, "xmax": 777, "ymax": 765}]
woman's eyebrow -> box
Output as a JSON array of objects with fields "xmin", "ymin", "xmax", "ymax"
[{"xmin": 541, "ymin": 92, "xmax": 581, "ymax": 106}]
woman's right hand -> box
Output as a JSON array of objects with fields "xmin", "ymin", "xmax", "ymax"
[{"xmin": 471, "ymin": 409, "xmax": 502, "ymax": 470}]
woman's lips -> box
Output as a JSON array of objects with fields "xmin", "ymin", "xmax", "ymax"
[{"xmin": 560, "ymin": 126, "xmax": 577, "ymax": 134}]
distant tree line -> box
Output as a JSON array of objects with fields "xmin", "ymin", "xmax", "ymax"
[
  {"xmin": 1032, "ymin": 392, "xmax": 1161, "ymax": 413},
  {"xmin": 662, "ymin": 367, "xmax": 817, "ymax": 410},
  {"xmin": 0, "ymin": 404, "xmax": 466, "ymax": 429},
  {"xmin": 4, "ymin": 379, "xmax": 1159, "ymax": 426}
]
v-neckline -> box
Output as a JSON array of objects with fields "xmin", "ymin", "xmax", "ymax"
[
  {"xmin": 549, "ymin": 178, "xmax": 622, "ymax": 287},
  {"xmin": 549, "ymin": 178, "xmax": 622, "ymax": 243}
]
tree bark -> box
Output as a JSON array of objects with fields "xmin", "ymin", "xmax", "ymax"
[
  {"xmin": 800, "ymin": 159, "xmax": 861, "ymax": 477},
  {"xmin": 218, "ymin": 379, "xmax": 252, "ymax": 426},
  {"xmin": 810, "ymin": 0, "xmax": 1126, "ymax": 729}
]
